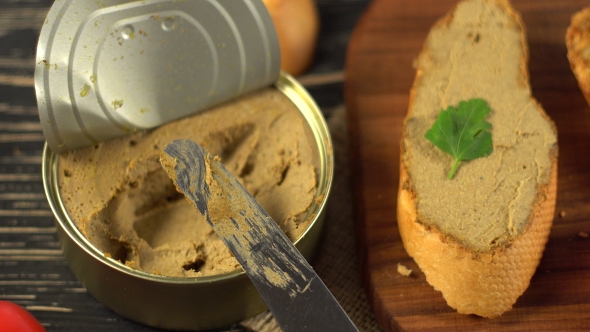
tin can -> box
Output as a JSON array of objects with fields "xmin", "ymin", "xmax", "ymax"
[{"xmin": 42, "ymin": 73, "xmax": 333, "ymax": 331}]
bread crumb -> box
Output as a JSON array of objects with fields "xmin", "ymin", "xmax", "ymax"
[
  {"xmin": 560, "ymin": 210, "xmax": 567, "ymax": 218},
  {"xmin": 397, "ymin": 263, "xmax": 412, "ymax": 277},
  {"xmin": 578, "ymin": 231, "xmax": 588, "ymax": 239}
]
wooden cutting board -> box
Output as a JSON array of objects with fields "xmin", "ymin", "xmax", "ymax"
[{"xmin": 344, "ymin": 0, "xmax": 590, "ymax": 330}]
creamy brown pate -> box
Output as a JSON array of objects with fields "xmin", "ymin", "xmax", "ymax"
[
  {"xmin": 58, "ymin": 88, "xmax": 319, "ymax": 277},
  {"xmin": 402, "ymin": 1, "xmax": 557, "ymax": 253}
]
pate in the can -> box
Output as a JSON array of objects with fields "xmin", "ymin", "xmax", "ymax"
[{"xmin": 43, "ymin": 74, "xmax": 333, "ymax": 330}]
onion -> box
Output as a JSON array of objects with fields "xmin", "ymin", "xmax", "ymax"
[{"xmin": 263, "ymin": 0, "xmax": 319, "ymax": 76}]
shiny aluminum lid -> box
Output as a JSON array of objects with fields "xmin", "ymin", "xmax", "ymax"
[{"xmin": 35, "ymin": 0, "xmax": 280, "ymax": 153}]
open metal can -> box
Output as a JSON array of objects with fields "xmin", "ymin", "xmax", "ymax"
[
  {"xmin": 42, "ymin": 73, "xmax": 333, "ymax": 330},
  {"xmin": 37, "ymin": 1, "xmax": 332, "ymax": 329}
]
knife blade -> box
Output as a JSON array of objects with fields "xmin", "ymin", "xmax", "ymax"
[{"xmin": 160, "ymin": 139, "xmax": 358, "ymax": 332}]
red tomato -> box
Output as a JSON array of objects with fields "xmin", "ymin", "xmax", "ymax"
[{"xmin": 0, "ymin": 301, "xmax": 46, "ymax": 332}]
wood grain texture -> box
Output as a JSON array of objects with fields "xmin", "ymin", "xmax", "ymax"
[{"xmin": 344, "ymin": 0, "xmax": 590, "ymax": 330}]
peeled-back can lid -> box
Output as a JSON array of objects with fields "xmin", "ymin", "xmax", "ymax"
[{"xmin": 35, "ymin": 0, "xmax": 280, "ymax": 153}]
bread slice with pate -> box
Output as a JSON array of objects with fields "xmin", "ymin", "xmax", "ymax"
[
  {"xmin": 398, "ymin": 0, "xmax": 558, "ymax": 318},
  {"xmin": 566, "ymin": 6, "xmax": 590, "ymax": 105}
]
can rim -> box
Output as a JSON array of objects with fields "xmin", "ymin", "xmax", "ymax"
[{"xmin": 42, "ymin": 72, "xmax": 334, "ymax": 285}]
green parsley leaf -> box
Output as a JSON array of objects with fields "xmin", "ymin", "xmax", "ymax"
[{"xmin": 424, "ymin": 98, "xmax": 493, "ymax": 179}]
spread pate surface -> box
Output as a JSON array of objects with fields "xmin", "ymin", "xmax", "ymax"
[
  {"xmin": 403, "ymin": 0, "xmax": 557, "ymax": 253},
  {"xmin": 58, "ymin": 88, "xmax": 319, "ymax": 277}
]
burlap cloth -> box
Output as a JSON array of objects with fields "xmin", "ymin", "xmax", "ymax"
[{"xmin": 241, "ymin": 106, "xmax": 383, "ymax": 332}]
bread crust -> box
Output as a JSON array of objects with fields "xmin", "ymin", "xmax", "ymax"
[
  {"xmin": 566, "ymin": 7, "xmax": 590, "ymax": 105},
  {"xmin": 398, "ymin": 159, "xmax": 557, "ymax": 318},
  {"xmin": 398, "ymin": 0, "xmax": 558, "ymax": 318}
]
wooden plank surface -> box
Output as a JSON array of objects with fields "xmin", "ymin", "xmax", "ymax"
[{"xmin": 344, "ymin": 0, "xmax": 590, "ymax": 330}]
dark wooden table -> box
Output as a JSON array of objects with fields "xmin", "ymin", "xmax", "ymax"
[
  {"xmin": 0, "ymin": 0, "xmax": 370, "ymax": 331},
  {"xmin": 345, "ymin": 0, "xmax": 590, "ymax": 331}
]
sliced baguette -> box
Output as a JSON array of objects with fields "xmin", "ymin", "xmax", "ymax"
[
  {"xmin": 566, "ymin": 7, "xmax": 590, "ymax": 105},
  {"xmin": 398, "ymin": 0, "xmax": 558, "ymax": 318}
]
